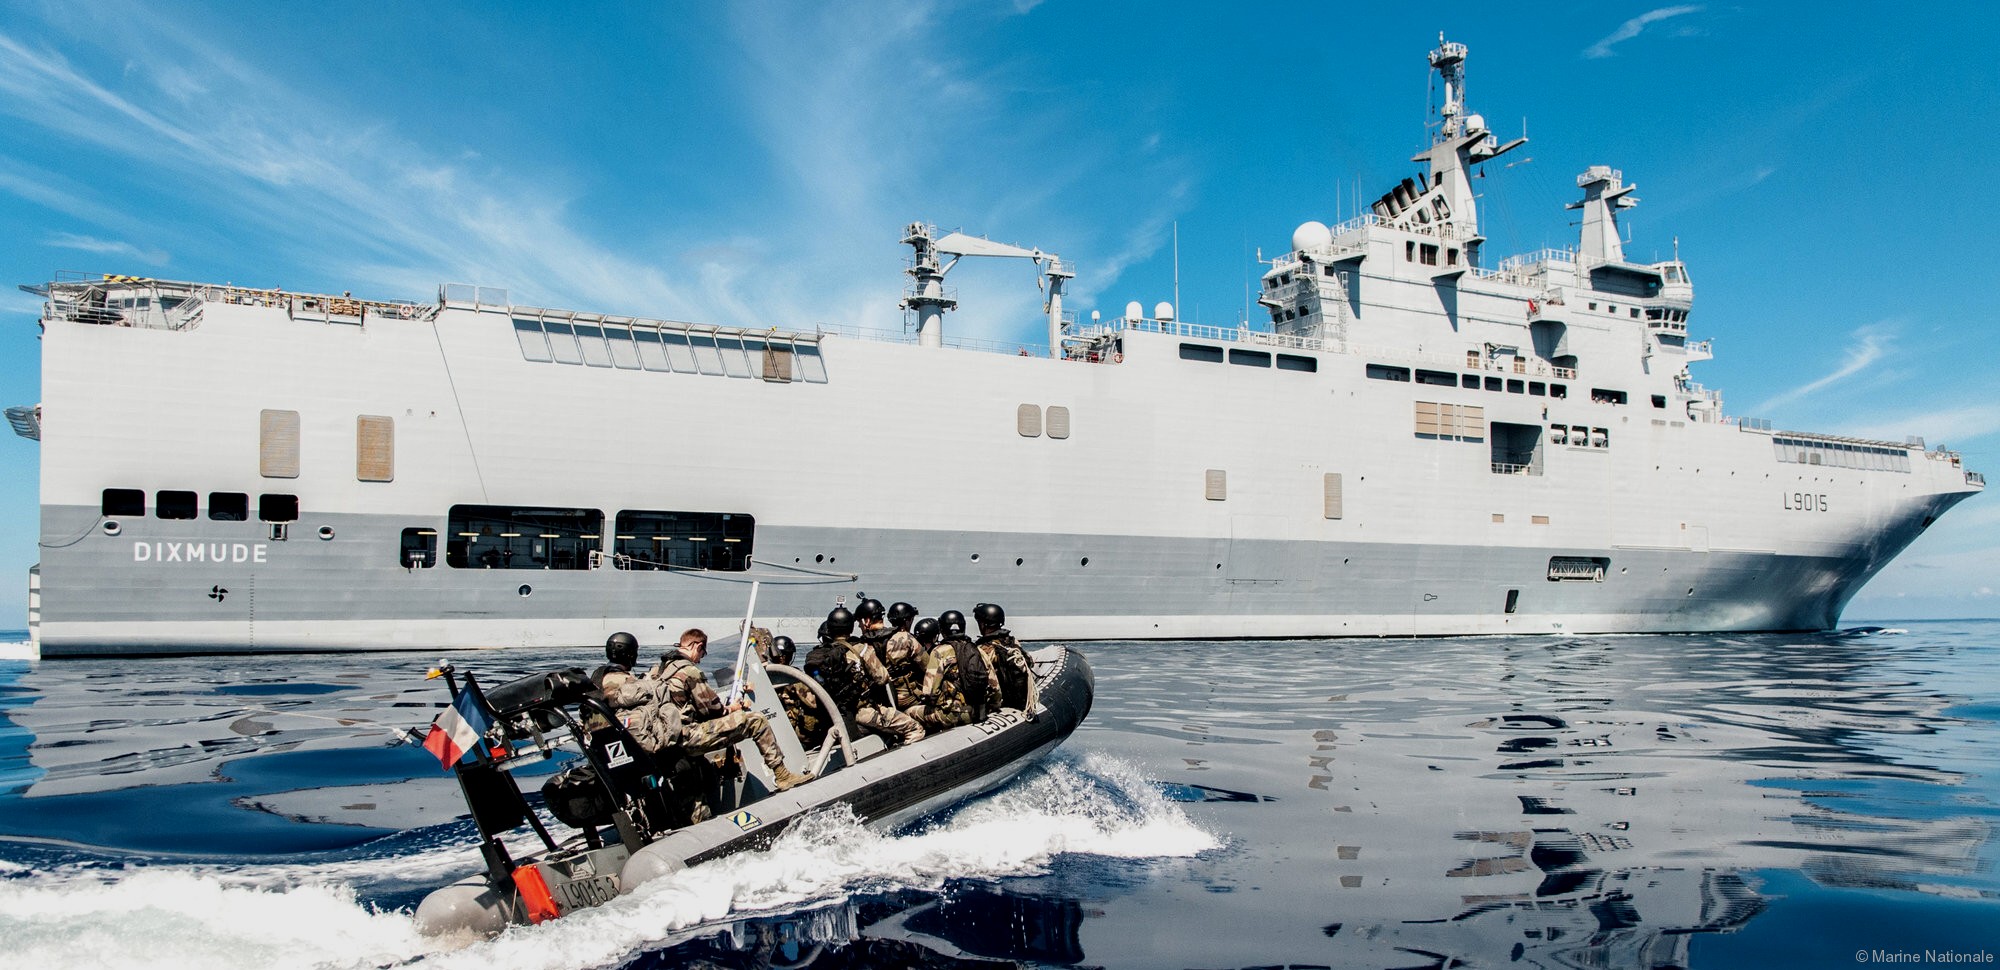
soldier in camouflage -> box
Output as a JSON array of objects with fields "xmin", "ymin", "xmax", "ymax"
[
  {"xmin": 902, "ymin": 617, "xmax": 972, "ymax": 731},
  {"xmin": 973, "ymin": 603, "xmax": 1036, "ymax": 711},
  {"xmin": 805, "ymin": 606, "xmax": 925, "ymax": 747},
  {"xmin": 879, "ymin": 601, "xmax": 929, "ymax": 709},
  {"xmin": 648, "ymin": 628, "xmax": 810, "ymax": 791},
  {"xmin": 935, "ymin": 609, "xmax": 1001, "ymax": 722},
  {"xmin": 591, "ymin": 631, "xmax": 684, "ymax": 756}
]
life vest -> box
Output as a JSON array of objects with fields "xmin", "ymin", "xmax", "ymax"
[{"xmin": 980, "ymin": 631, "xmax": 1030, "ymax": 709}]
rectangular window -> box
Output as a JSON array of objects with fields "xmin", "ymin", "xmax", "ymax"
[
  {"xmin": 401, "ymin": 527, "xmax": 437, "ymax": 568},
  {"xmin": 604, "ymin": 324, "xmax": 643, "ymax": 369},
  {"xmin": 208, "ymin": 492, "xmax": 248, "ymax": 521},
  {"xmin": 792, "ymin": 341, "xmax": 829, "ymax": 383},
  {"xmin": 260, "ymin": 409, "xmax": 300, "ymax": 479},
  {"xmin": 543, "ymin": 320, "xmax": 584, "ymax": 364},
  {"xmin": 612, "ymin": 509, "xmax": 754, "ymax": 571},
  {"xmin": 1420, "ymin": 244, "xmax": 1439, "ymax": 266},
  {"xmin": 357, "ymin": 415, "xmax": 395, "ymax": 482},
  {"xmin": 447, "ymin": 504, "xmax": 603, "ymax": 570},
  {"xmin": 1179, "ymin": 343, "xmax": 1225, "ymax": 363},
  {"xmin": 573, "ymin": 323, "xmax": 613, "ymax": 367},
  {"xmin": 1485, "ymin": 376, "xmax": 1503, "ymax": 392},
  {"xmin": 1651, "ymin": 394, "xmax": 1667, "ymax": 408},
  {"xmin": 1366, "ymin": 363, "xmax": 1411, "ymax": 382},
  {"xmin": 1461, "ymin": 374, "xmax": 1480, "ymax": 389},
  {"xmin": 633, "ymin": 326, "xmax": 672, "ymax": 371},
  {"xmin": 1592, "ymin": 388, "xmax": 1628, "ymax": 405},
  {"xmin": 1550, "ymin": 384, "xmax": 1568, "ymax": 399},
  {"xmin": 156, "ymin": 490, "xmax": 197, "ymax": 520},
  {"xmin": 1229, "ymin": 349, "xmax": 1272, "ymax": 367},
  {"xmin": 259, "ymin": 493, "xmax": 299, "ymax": 522},
  {"xmin": 661, "ymin": 330, "xmax": 698, "ymax": 372},
  {"xmin": 513, "ymin": 317, "xmax": 552, "ymax": 362},
  {"xmin": 103, "ymin": 488, "xmax": 145, "ymax": 517},
  {"xmin": 716, "ymin": 334, "xmax": 754, "ymax": 378},
  {"xmin": 1406, "ymin": 241, "xmax": 1416, "ymax": 261},
  {"xmin": 1529, "ymin": 382, "xmax": 1546, "ymax": 396},
  {"xmin": 1415, "ymin": 369, "xmax": 1454, "ymax": 386},
  {"xmin": 1276, "ymin": 353, "xmax": 1317, "ymax": 372},
  {"xmin": 688, "ymin": 332, "xmax": 726, "ymax": 375},
  {"xmin": 1507, "ymin": 379, "xmax": 1525, "ymax": 394},
  {"xmin": 1505, "ymin": 589, "xmax": 1520, "ymax": 614}
]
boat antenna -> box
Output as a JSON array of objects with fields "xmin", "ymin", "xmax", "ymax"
[{"xmin": 1173, "ymin": 221, "xmax": 1181, "ymax": 325}]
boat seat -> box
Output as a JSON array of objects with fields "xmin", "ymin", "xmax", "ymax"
[{"xmin": 851, "ymin": 734, "xmax": 888, "ymax": 761}]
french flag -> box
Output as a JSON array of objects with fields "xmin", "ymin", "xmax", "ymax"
[{"xmin": 422, "ymin": 689, "xmax": 494, "ymax": 769}]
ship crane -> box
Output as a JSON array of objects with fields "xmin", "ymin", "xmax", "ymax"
[{"xmin": 901, "ymin": 222, "xmax": 1072, "ymax": 359}]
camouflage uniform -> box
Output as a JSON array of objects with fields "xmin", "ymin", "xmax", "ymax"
[
  {"xmin": 776, "ymin": 680, "xmax": 830, "ymax": 748},
  {"xmin": 881, "ymin": 629, "xmax": 929, "ymax": 709},
  {"xmin": 905, "ymin": 640, "xmax": 973, "ymax": 731},
  {"xmin": 651, "ymin": 656, "xmax": 804, "ymax": 786},
  {"xmin": 822, "ymin": 636, "xmax": 926, "ymax": 747},
  {"xmin": 596, "ymin": 666, "xmax": 685, "ymax": 755},
  {"xmin": 976, "ymin": 629, "xmax": 1036, "ymax": 710},
  {"xmin": 943, "ymin": 633, "xmax": 1003, "ymax": 721}
]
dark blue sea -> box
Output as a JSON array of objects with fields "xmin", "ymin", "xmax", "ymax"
[{"xmin": 2, "ymin": 623, "xmax": 1997, "ymax": 969}]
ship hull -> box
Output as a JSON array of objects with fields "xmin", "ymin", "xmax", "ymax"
[{"xmin": 27, "ymin": 284, "xmax": 1980, "ymax": 657}]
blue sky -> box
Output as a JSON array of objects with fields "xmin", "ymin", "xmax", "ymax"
[{"xmin": 0, "ymin": 1, "xmax": 1993, "ymax": 628}]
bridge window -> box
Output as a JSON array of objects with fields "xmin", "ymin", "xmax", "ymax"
[
  {"xmin": 447, "ymin": 505, "xmax": 601, "ymax": 569},
  {"xmin": 1277, "ymin": 354, "xmax": 1318, "ymax": 373},
  {"xmin": 1416, "ymin": 369, "xmax": 1455, "ymax": 386},
  {"xmin": 1229, "ymin": 349, "xmax": 1272, "ymax": 367},
  {"xmin": 1366, "ymin": 363, "xmax": 1411, "ymax": 382}
]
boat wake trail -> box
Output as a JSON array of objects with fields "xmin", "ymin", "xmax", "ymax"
[{"xmin": 0, "ymin": 749, "xmax": 1212, "ymax": 970}]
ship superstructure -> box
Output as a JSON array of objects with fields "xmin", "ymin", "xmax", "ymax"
[{"xmin": 12, "ymin": 39, "xmax": 1981, "ymax": 656}]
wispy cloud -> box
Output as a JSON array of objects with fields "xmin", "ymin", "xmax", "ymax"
[
  {"xmin": 1750, "ymin": 323, "xmax": 1894, "ymax": 414},
  {"xmin": 1846, "ymin": 403, "xmax": 2000, "ymax": 450},
  {"xmin": 1584, "ymin": 6, "xmax": 1704, "ymax": 59},
  {"xmin": 44, "ymin": 232, "xmax": 167, "ymax": 266}
]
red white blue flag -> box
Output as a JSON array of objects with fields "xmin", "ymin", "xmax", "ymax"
[{"xmin": 422, "ymin": 689, "xmax": 493, "ymax": 769}]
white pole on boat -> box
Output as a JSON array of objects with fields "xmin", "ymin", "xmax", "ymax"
[{"xmin": 726, "ymin": 580, "xmax": 761, "ymax": 706}]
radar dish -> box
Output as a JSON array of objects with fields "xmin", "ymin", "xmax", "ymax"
[
  {"xmin": 1124, "ymin": 301, "xmax": 1144, "ymax": 322},
  {"xmin": 1153, "ymin": 301, "xmax": 1175, "ymax": 322},
  {"xmin": 1292, "ymin": 221, "xmax": 1333, "ymax": 252}
]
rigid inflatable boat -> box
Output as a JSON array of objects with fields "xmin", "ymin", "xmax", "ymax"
[{"xmin": 414, "ymin": 644, "xmax": 1092, "ymax": 936}]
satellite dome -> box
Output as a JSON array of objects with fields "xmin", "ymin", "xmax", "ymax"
[
  {"xmin": 1465, "ymin": 113, "xmax": 1485, "ymax": 132},
  {"xmin": 1124, "ymin": 301, "xmax": 1144, "ymax": 322},
  {"xmin": 1153, "ymin": 301, "xmax": 1175, "ymax": 322},
  {"xmin": 1291, "ymin": 221, "xmax": 1333, "ymax": 253}
]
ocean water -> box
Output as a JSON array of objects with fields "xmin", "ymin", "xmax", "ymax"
[{"xmin": 0, "ymin": 623, "xmax": 1995, "ymax": 969}]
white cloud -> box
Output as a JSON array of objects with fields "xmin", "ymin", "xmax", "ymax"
[
  {"xmin": 1584, "ymin": 6, "xmax": 1704, "ymax": 59},
  {"xmin": 44, "ymin": 231, "xmax": 167, "ymax": 266},
  {"xmin": 1750, "ymin": 323, "xmax": 1893, "ymax": 414}
]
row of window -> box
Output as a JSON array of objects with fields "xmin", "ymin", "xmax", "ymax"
[
  {"xmin": 1181, "ymin": 343, "xmax": 1319, "ymax": 372},
  {"xmin": 1772, "ymin": 437, "xmax": 1912, "ymax": 473},
  {"xmin": 103, "ymin": 488, "xmax": 298, "ymax": 522},
  {"xmin": 1367, "ymin": 363, "xmax": 1575, "ymax": 399},
  {"xmin": 403, "ymin": 506, "xmax": 756, "ymax": 571},
  {"xmin": 512, "ymin": 316, "xmax": 829, "ymax": 383},
  {"xmin": 1550, "ymin": 424, "xmax": 1610, "ymax": 448}
]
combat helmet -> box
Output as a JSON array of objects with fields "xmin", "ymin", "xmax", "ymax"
[
  {"xmin": 888, "ymin": 601, "xmax": 919, "ymax": 631},
  {"xmin": 912, "ymin": 617, "xmax": 940, "ymax": 646},
  {"xmin": 605, "ymin": 631, "xmax": 639, "ymax": 668},
  {"xmin": 825, "ymin": 606, "xmax": 857, "ymax": 639},
  {"xmin": 973, "ymin": 602, "xmax": 1006, "ymax": 630},
  {"xmin": 854, "ymin": 598, "xmax": 886, "ymax": 624},
  {"xmin": 938, "ymin": 609, "xmax": 968, "ymax": 638}
]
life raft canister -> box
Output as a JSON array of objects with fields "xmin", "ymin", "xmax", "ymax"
[{"xmin": 512, "ymin": 864, "xmax": 562, "ymax": 923}]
